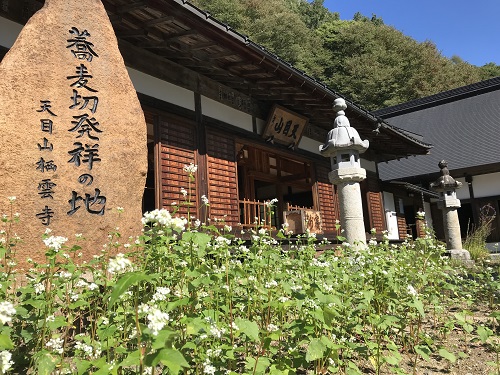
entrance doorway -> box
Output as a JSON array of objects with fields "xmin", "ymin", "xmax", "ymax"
[{"xmin": 236, "ymin": 143, "xmax": 314, "ymax": 229}]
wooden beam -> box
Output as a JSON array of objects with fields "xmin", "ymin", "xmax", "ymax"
[
  {"xmin": 117, "ymin": 1, "xmax": 147, "ymax": 14},
  {"xmin": 144, "ymin": 16, "xmax": 175, "ymax": 27}
]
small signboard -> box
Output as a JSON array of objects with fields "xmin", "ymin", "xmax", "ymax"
[{"xmin": 262, "ymin": 105, "xmax": 308, "ymax": 148}]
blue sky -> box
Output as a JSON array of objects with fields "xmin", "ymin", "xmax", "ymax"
[{"xmin": 323, "ymin": 0, "xmax": 499, "ymax": 67}]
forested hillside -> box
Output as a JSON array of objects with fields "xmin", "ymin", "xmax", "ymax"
[{"xmin": 191, "ymin": 0, "xmax": 500, "ymax": 110}]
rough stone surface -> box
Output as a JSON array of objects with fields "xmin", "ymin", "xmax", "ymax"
[
  {"xmin": 338, "ymin": 181, "xmax": 366, "ymax": 249},
  {"xmin": 442, "ymin": 208, "xmax": 463, "ymax": 250},
  {"xmin": 446, "ymin": 249, "xmax": 472, "ymax": 262},
  {"xmin": 0, "ymin": 0, "xmax": 147, "ymax": 265}
]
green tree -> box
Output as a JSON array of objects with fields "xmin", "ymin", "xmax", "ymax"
[{"xmin": 478, "ymin": 62, "xmax": 500, "ymax": 80}]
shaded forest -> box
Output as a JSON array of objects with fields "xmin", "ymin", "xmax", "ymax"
[{"xmin": 191, "ymin": 0, "xmax": 500, "ymax": 110}]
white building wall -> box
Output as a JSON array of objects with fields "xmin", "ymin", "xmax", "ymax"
[
  {"xmin": 201, "ymin": 96, "xmax": 253, "ymax": 132},
  {"xmin": 127, "ymin": 68, "xmax": 195, "ymax": 111},
  {"xmin": 298, "ymin": 137, "xmax": 321, "ymax": 155},
  {"xmin": 455, "ymin": 177, "xmax": 470, "ymax": 200},
  {"xmin": 472, "ymin": 172, "xmax": 500, "ymax": 198}
]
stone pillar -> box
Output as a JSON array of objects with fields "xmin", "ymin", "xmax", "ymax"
[
  {"xmin": 320, "ymin": 98, "xmax": 369, "ymax": 249},
  {"xmin": 330, "ymin": 170, "xmax": 367, "ymax": 247},
  {"xmin": 430, "ymin": 160, "xmax": 471, "ymax": 260}
]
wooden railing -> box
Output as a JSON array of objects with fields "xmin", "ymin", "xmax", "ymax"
[
  {"xmin": 239, "ymin": 199, "xmax": 275, "ymax": 228},
  {"xmin": 285, "ymin": 203, "xmax": 313, "ymax": 211}
]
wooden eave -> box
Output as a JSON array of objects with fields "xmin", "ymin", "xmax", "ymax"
[{"xmin": 2, "ymin": 0, "xmax": 432, "ymax": 162}]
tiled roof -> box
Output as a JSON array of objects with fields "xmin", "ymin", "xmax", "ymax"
[{"xmin": 373, "ymin": 77, "xmax": 500, "ymax": 181}]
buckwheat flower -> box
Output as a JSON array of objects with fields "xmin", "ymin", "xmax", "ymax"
[
  {"xmin": 107, "ymin": 253, "xmax": 133, "ymax": 275},
  {"xmin": 88, "ymin": 283, "xmax": 98, "ymax": 291},
  {"xmin": 368, "ymin": 239, "xmax": 377, "ymax": 246},
  {"xmin": 267, "ymin": 323, "xmax": 279, "ymax": 332},
  {"xmin": 201, "ymin": 195, "xmax": 209, "ymax": 205},
  {"xmin": 152, "ymin": 286, "xmax": 171, "ymax": 302},
  {"xmin": 43, "ymin": 235, "xmax": 68, "ymax": 251},
  {"xmin": 265, "ymin": 280, "xmax": 278, "ymax": 288},
  {"xmin": 0, "ymin": 301, "xmax": 16, "ymax": 324},
  {"xmin": 278, "ymin": 296, "xmax": 289, "ymax": 303},
  {"xmin": 183, "ymin": 163, "xmax": 198, "ymax": 174},
  {"xmin": 146, "ymin": 308, "xmax": 170, "ymax": 336},
  {"xmin": 0, "ymin": 350, "xmax": 13, "ymax": 372},
  {"xmin": 171, "ymin": 217, "xmax": 187, "ymax": 232},
  {"xmin": 224, "ymin": 225, "xmax": 232, "ymax": 232},
  {"xmin": 70, "ymin": 293, "xmax": 79, "ymax": 302},
  {"xmin": 123, "ymin": 243, "xmax": 131, "ymax": 249},
  {"xmin": 46, "ymin": 315, "xmax": 55, "ymax": 323},
  {"xmin": 75, "ymin": 341, "xmax": 94, "ymax": 357},
  {"xmin": 13, "ymin": 213, "xmax": 19, "ymax": 219},
  {"xmin": 407, "ymin": 285, "xmax": 418, "ymax": 296},
  {"xmin": 34, "ymin": 283, "xmax": 45, "ymax": 294},
  {"xmin": 116, "ymin": 207, "xmax": 124, "ymax": 213},
  {"xmin": 7, "ymin": 196, "xmax": 16, "ymax": 203},
  {"xmin": 231, "ymin": 322, "xmax": 239, "ymax": 331},
  {"xmin": 180, "ymin": 188, "xmax": 188, "ymax": 197},
  {"xmin": 203, "ymin": 359, "xmax": 216, "ymax": 375},
  {"xmin": 44, "ymin": 228, "xmax": 52, "ymax": 235},
  {"xmin": 46, "ymin": 337, "xmax": 64, "ymax": 354}
]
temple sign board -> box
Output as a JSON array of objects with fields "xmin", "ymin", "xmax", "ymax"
[{"xmin": 262, "ymin": 105, "xmax": 308, "ymax": 148}]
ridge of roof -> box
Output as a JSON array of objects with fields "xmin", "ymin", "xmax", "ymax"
[
  {"xmin": 374, "ymin": 76, "xmax": 500, "ymax": 118},
  {"xmin": 172, "ymin": 0, "xmax": 431, "ymax": 150}
]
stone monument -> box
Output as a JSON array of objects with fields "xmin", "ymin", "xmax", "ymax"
[
  {"xmin": 0, "ymin": 0, "xmax": 148, "ymax": 265},
  {"xmin": 430, "ymin": 160, "xmax": 471, "ymax": 260},
  {"xmin": 320, "ymin": 98, "xmax": 369, "ymax": 249}
]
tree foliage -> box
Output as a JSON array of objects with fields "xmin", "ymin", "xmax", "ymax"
[{"xmin": 191, "ymin": 0, "xmax": 500, "ymax": 110}]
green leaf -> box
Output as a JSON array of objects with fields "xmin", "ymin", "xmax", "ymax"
[
  {"xmin": 151, "ymin": 328, "xmax": 176, "ymax": 350},
  {"xmin": 108, "ymin": 271, "xmax": 149, "ymax": 309},
  {"xmin": 411, "ymin": 299, "xmax": 425, "ymax": 317},
  {"xmin": 246, "ymin": 356, "xmax": 271, "ymax": 374},
  {"xmin": 476, "ymin": 325, "xmax": 492, "ymax": 343},
  {"xmin": 235, "ymin": 318, "xmax": 260, "ymax": 342},
  {"xmin": 414, "ymin": 345, "xmax": 431, "ymax": 361},
  {"xmin": 438, "ymin": 348, "xmax": 456, "ymax": 363},
  {"xmin": 151, "ymin": 348, "xmax": 189, "ymax": 374},
  {"xmin": 306, "ymin": 338, "xmax": 326, "ymax": 362},
  {"xmin": 35, "ymin": 351, "xmax": 58, "ymax": 375},
  {"xmin": 0, "ymin": 333, "xmax": 13, "ymax": 350},
  {"xmin": 119, "ymin": 349, "xmax": 142, "ymax": 367},
  {"xmin": 75, "ymin": 358, "xmax": 92, "ymax": 375}
]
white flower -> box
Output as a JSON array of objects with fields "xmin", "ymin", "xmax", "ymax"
[
  {"xmin": 267, "ymin": 323, "xmax": 279, "ymax": 332},
  {"xmin": 46, "ymin": 337, "xmax": 64, "ymax": 354},
  {"xmin": 201, "ymin": 195, "xmax": 209, "ymax": 205},
  {"xmin": 146, "ymin": 308, "xmax": 170, "ymax": 336},
  {"xmin": 34, "ymin": 283, "xmax": 45, "ymax": 294},
  {"xmin": 0, "ymin": 301, "xmax": 16, "ymax": 325},
  {"xmin": 203, "ymin": 360, "xmax": 216, "ymax": 375},
  {"xmin": 368, "ymin": 239, "xmax": 377, "ymax": 246},
  {"xmin": 180, "ymin": 188, "xmax": 188, "ymax": 197},
  {"xmin": 0, "ymin": 350, "xmax": 13, "ymax": 372},
  {"xmin": 43, "ymin": 236, "xmax": 68, "ymax": 251},
  {"xmin": 152, "ymin": 287, "xmax": 171, "ymax": 302},
  {"xmin": 107, "ymin": 253, "xmax": 133, "ymax": 275},
  {"xmin": 7, "ymin": 197, "xmax": 16, "ymax": 203},
  {"xmin": 183, "ymin": 163, "xmax": 198, "ymax": 174},
  {"xmin": 265, "ymin": 280, "xmax": 278, "ymax": 288},
  {"xmin": 116, "ymin": 207, "xmax": 124, "ymax": 213},
  {"xmin": 407, "ymin": 285, "xmax": 418, "ymax": 297},
  {"xmin": 264, "ymin": 198, "xmax": 278, "ymax": 207}
]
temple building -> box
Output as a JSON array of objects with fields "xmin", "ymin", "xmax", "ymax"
[{"xmin": 0, "ymin": 0, "xmax": 431, "ymax": 244}]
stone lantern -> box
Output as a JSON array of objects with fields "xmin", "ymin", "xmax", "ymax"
[
  {"xmin": 430, "ymin": 160, "xmax": 470, "ymax": 260},
  {"xmin": 320, "ymin": 98, "xmax": 369, "ymax": 249}
]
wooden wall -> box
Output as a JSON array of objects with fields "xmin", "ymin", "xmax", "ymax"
[
  {"xmin": 206, "ymin": 129, "xmax": 240, "ymax": 226},
  {"xmin": 315, "ymin": 164, "xmax": 339, "ymax": 233}
]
